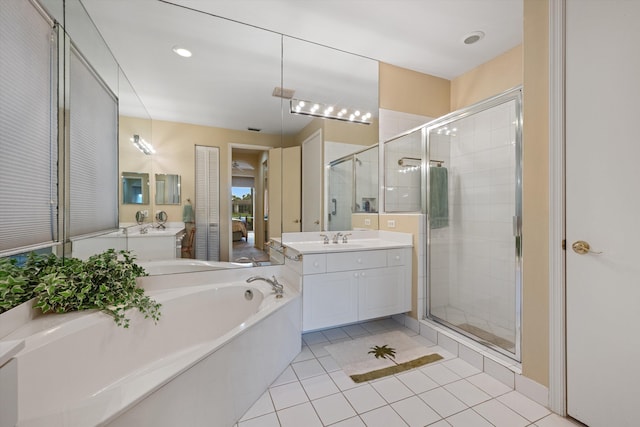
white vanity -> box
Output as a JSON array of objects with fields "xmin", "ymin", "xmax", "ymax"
[
  {"xmin": 71, "ymin": 225, "xmax": 185, "ymax": 261},
  {"xmin": 282, "ymin": 231, "xmax": 412, "ymax": 332}
]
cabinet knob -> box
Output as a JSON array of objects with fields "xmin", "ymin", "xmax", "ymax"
[
  {"xmin": 357, "ymin": 258, "xmax": 362, "ymax": 264},
  {"xmin": 354, "ymin": 272, "xmax": 359, "ymax": 278},
  {"xmin": 313, "ymin": 261, "xmax": 319, "ymax": 267},
  {"xmin": 360, "ymin": 272, "xmax": 365, "ymax": 277},
  {"xmin": 395, "ymin": 255, "xmax": 400, "ymax": 260}
]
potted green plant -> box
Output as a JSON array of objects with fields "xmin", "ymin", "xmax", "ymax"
[{"xmin": 0, "ymin": 249, "xmax": 160, "ymax": 328}]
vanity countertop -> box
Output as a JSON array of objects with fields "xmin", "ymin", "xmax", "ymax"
[{"xmin": 281, "ymin": 231, "xmax": 412, "ymax": 254}]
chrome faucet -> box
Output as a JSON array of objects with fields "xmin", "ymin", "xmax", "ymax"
[
  {"xmin": 342, "ymin": 233, "xmax": 352, "ymax": 243},
  {"xmin": 246, "ymin": 275, "xmax": 284, "ymax": 298},
  {"xmin": 320, "ymin": 233, "xmax": 330, "ymax": 244},
  {"xmin": 332, "ymin": 232, "xmax": 343, "ymax": 244},
  {"xmin": 139, "ymin": 225, "xmax": 151, "ymax": 234}
]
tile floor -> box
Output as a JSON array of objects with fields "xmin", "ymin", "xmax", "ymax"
[{"xmin": 235, "ymin": 318, "xmax": 584, "ymax": 427}]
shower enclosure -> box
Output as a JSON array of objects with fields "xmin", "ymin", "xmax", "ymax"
[
  {"xmin": 425, "ymin": 88, "xmax": 522, "ymax": 360},
  {"xmin": 327, "ymin": 145, "xmax": 378, "ymax": 231}
]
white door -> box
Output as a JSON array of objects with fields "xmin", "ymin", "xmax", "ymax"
[
  {"xmin": 282, "ymin": 146, "xmax": 301, "ymax": 232},
  {"xmin": 302, "ymin": 130, "xmax": 322, "ymax": 231},
  {"xmin": 566, "ymin": 2, "xmax": 640, "ymax": 426}
]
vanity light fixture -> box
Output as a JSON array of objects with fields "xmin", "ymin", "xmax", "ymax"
[
  {"xmin": 131, "ymin": 134, "xmax": 156, "ymax": 155},
  {"xmin": 172, "ymin": 45, "xmax": 192, "ymax": 58},
  {"xmin": 290, "ymin": 98, "xmax": 372, "ymax": 125}
]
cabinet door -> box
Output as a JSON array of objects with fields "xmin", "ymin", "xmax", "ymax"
[
  {"xmin": 358, "ymin": 266, "xmax": 407, "ymax": 320},
  {"xmin": 303, "ymin": 271, "xmax": 358, "ymax": 332}
]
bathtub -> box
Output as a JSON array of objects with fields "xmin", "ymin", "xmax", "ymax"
[
  {"xmin": 139, "ymin": 259, "xmax": 253, "ymax": 275},
  {"xmin": 3, "ymin": 279, "xmax": 301, "ymax": 427}
]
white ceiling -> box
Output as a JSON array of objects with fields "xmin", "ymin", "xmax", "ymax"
[{"xmin": 80, "ymin": 0, "xmax": 522, "ymax": 135}]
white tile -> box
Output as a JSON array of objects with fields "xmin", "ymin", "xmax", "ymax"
[
  {"xmin": 292, "ymin": 345, "xmax": 315, "ymax": 363},
  {"xmin": 277, "ymin": 402, "xmax": 322, "ymax": 427},
  {"xmin": 442, "ymin": 359, "xmax": 481, "ymax": 378},
  {"xmin": 311, "ymin": 393, "xmax": 357, "ymax": 425},
  {"xmin": 514, "ymin": 373, "xmax": 548, "ymax": 408},
  {"xmin": 466, "ymin": 372, "xmax": 512, "ymax": 397},
  {"xmin": 359, "ymin": 405, "xmax": 409, "ymax": 427},
  {"xmin": 300, "ymin": 373, "xmax": 340, "ymax": 400},
  {"xmin": 303, "ymin": 331, "xmax": 329, "ymax": 345},
  {"xmin": 421, "ymin": 364, "xmax": 462, "ymax": 385},
  {"xmin": 317, "ymin": 354, "xmax": 341, "ymax": 372},
  {"xmin": 292, "ymin": 358, "xmax": 325, "ymax": 380},
  {"xmin": 497, "ymin": 391, "xmax": 550, "ymax": 422},
  {"xmin": 419, "ymin": 387, "xmax": 468, "ymax": 418},
  {"xmin": 410, "ymin": 333, "xmax": 437, "ymax": 348},
  {"xmin": 396, "ymin": 370, "xmax": 440, "ymax": 394},
  {"xmin": 404, "ymin": 317, "xmax": 420, "ymax": 334},
  {"xmin": 329, "ymin": 370, "xmax": 361, "ymax": 391},
  {"xmin": 484, "ymin": 357, "xmax": 515, "ymax": 388},
  {"xmin": 444, "ymin": 380, "xmax": 492, "ymax": 406},
  {"xmin": 534, "ymin": 413, "xmax": 585, "ymax": 426},
  {"xmin": 371, "ymin": 376, "xmax": 414, "ymax": 403},
  {"xmin": 473, "ymin": 399, "xmax": 529, "ymax": 427},
  {"xmin": 446, "ymin": 409, "xmax": 493, "ymax": 427},
  {"xmin": 270, "ymin": 366, "xmax": 298, "ymax": 387},
  {"xmin": 457, "ymin": 345, "xmax": 484, "ymax": 371},
  {"xmin": 238, "ymin": 412, "xmax": 280, "ymax": 427},
  {"xmin": 419, "ymin": 323, "xmax": 439, "ymax": 343},
  {"xmin": 428, "ymin": 421, "xmax": 452, "ymax": 427},
  {"xmin": 425, "ymin": 345, "xmax": 456, "ymax": 361},
  {"xmin": 239, "ymin": 391, "xmax": 274, "ymax": 421},
  {"xmin": 361, "ymin": 320, "xmax": 389, "ymax": 333},
  {"xmin": 343, "ymin": 384, "xmax": 388, "ymax": 413},
  {"xmin": 342, "ymin": 324, "xmax": 370, "ymax": 338},
  {"xmin": 330, "ymin": 416, "xmax": 367, "ymax": 427},
  {"xmin": 392, "ymin": 396, "xmax": 442, "ymax": 427},
  {"xmin": 323, "ymin": 327, "xmax": 350, "ymax": 341},
  {"xmin": 308, "ymin": 342, "xmax": 331, "ymax": 358},
  {"xmin": 269, "ymin": 381, "xmax": 308, "ymax": 410}
]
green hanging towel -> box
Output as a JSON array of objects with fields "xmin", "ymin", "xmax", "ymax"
[
  {"xmin": 182, "ymin": 203, "xmax": 194, "ymax": 223},
  {"xmin": 429, "ymin": 166, "xmax": 449, "ymax": 229}
]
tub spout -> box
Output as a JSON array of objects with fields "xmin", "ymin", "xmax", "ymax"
[{"xmin": 246, "ymin": 275, "xmax": 284, "ymax": 298}]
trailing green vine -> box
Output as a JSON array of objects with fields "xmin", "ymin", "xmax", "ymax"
[{"xmin": 0, "ymin": 249, "xmax": 160, "ymax": 328}]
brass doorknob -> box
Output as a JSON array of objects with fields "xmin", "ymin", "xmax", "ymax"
[
  {"xmin": 572, "ymin": 240, "xmax": 603, "ymax": 255},
  {"xmin": 314, "ymin": 220, "xmax": 320, "ymax": 225}
]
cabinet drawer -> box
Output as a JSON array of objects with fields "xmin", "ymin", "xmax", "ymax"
[
  {"xmin": 387, "ymin": 248, "xmax": 409, "ymax": 266},
  {"xmin": 326, "ymin": 250, "xmax": 386, "ymax": 272},
  {"xmin": 302, "ymin": 254, "xmax": 326, "ymax": 274}
]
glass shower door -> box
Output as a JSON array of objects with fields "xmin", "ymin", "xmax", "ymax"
[
  {"xmin": 327, "ymin": 158, "xmax": 354, "ymax": 231},
  {"xmin": 427, "ymin": 89, "xmax": 522, "ymax": 360}
]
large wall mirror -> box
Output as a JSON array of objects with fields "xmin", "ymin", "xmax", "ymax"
[{"xmin": 54, "ymin": 0, "xmax": 380, "ymax": 275}]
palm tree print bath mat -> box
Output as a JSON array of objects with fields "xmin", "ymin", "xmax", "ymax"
[{"xmin": 324, "ymin": 331, "xmax": 443, "ymax": 383}]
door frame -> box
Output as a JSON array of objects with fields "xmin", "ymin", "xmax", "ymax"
[
  {"xmin": 548, "ymin": 0, "xmax": 566, "ymax": 416},
  {"xmin": 228, "ymin": 143, "xmax": 272, "ymax": 260}
]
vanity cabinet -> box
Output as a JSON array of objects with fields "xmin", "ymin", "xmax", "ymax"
[{"xmin": 291, "ymin": 247, "xmax": 411, "ymax": 332}]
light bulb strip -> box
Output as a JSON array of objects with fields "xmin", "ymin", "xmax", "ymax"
[
  {"xmin": 131, "ymin": 135, "xmax": 156, "ymax": 155},
  {"xmin": 290, "ymin": 98, "xmax": 372, "ymax": 125}
]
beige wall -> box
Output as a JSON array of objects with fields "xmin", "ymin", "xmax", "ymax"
[
  {"xmin": 450, "ymin": 45, "xmax": 523, "ymax": 111},
  {"xmin": 379, "ymin": 63, "xmax": 450, "ymax": 117},
  {"xmin": 521, "ymin": 0, "xmax": 549, "ymax": 387}
]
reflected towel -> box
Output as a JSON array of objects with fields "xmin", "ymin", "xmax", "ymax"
[
  {"xmin": 182, "ymin": 204, "xmax": 194, "ymax": 223},
  {"xmin": 429, "ymin": 166, "xmax": 449, "ymax": 229}
]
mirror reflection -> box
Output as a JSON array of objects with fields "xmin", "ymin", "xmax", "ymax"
[
  {"xmin": 74, "ymin": 0, "xmax": 380, "ymax": 275},
  {"xmin": 155, "ymin": 174, "xmax": 181, "ymax": 205},
  {"xmin": 122, "ymin": 172, "xmax": 149, "ymax": 205}
]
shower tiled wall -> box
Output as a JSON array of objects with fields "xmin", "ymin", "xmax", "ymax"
[{"xmin": 430, "ymin": 99, "xmax": 518, "ymax": 354}]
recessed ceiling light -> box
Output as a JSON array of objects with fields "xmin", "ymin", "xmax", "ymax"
[
  {"xmin": 172, "ymin": 46, "xmax": 192, "ymax": 58},
  {"xmin": 463, "ymin": 31, "xmax": 485, "ymax": 45}
]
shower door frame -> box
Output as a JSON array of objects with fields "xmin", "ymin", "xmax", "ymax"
[{"xmin": 424, "ymin": 86, "xmax": 523, "ymax": 362}]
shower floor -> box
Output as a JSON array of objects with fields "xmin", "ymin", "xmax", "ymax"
[{"xmin": 430, "ymin": 305, "xmax": 516, "ymax": 355}]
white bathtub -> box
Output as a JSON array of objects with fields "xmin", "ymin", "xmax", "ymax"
[
  {"xmin": 4, "ymin": 279, "xmax": 301, "ymax": 427},
  {"xmin": 139, "ymin": 259, "xmax": 253, "ymax": 275}
]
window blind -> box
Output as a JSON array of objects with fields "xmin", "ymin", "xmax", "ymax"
[
  {"xmin": 195, "ymin": 146, "xmax": 220, "ymax": 261},
  {"xmin": 0, "ymin": 0, "xmax": 57, "ymax": 254},
  {"xmin": 68, "ymin": 47, "xmax": 119, "ymax": 237}
]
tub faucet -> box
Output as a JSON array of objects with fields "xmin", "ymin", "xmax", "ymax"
[
  {"xmin": 342, "ymin": 233, "xmax": 352, "ymax": 243},
  {"xmin": 332, "ymin": 232, "xmax": 343, "ymax": 244},
  {"xmin": 246, "ymin": 275, "xmax": 284, "ymax": 298},
  {"xmin": 319, "ymin": 233, "xmax": 329, "ymax": 244}
]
